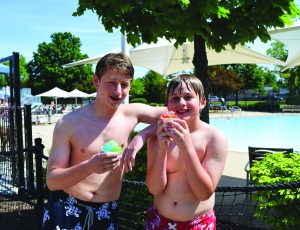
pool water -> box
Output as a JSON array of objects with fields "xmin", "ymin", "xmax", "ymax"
[{"xmin": 210, "ymin": 115, "xmax": 300, "ymax": 152}]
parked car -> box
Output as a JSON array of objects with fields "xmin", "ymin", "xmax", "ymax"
[
  {"xmin": 208, "ymin": 96, "xmax": 219, "ymax": 102},
  {"xmin": 262, "ymin": 94, "xmax": 283, "ymax": 101}
]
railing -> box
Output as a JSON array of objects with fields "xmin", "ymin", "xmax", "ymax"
[{"xmin": 0, "ymin": 138, "xmax": 47, "ymax": 230}]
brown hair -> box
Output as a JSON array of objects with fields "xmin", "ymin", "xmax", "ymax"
[
  {"xmin": 166, "ymin": 74, "xmax": 205, "ymax": 105},
  {"xmin": 95, "ymin": 53, "xmax": 134, "ymax": 80}
]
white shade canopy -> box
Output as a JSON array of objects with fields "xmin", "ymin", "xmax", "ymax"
[
  {"xmin": 89, "ymin": 92, "xmax": 97, "ymax": 97},
  {"xmin": 67, "ymin": 89, "xmax": 90, "ymax": 105},
  {"xmin": 35, "ymin": 87, "xmax": 69, "ymax": 105},
  {"xmin": 63, "ymin": 38, "xmax": 284, "ymax": 76},
  {"xmin": 67, "ymin": 89, "xmax": 90, "ymax": 98},
  {"xmin": 35, "ymin": 87, "xmax": 69, "ymax": 98},
  {"xmin": 269, "ymin": 21, "xmax": 300, "ymax": 71}
]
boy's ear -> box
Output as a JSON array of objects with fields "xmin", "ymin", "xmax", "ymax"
[
  {"xmin": 93, "ymin": 74, "xmax": 99, "ymax": 87},
  {"xmin": 200, "ymin": 96, "xmax": 206, "ymax": 109}
]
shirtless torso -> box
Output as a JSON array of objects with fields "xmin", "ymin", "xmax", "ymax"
[
  {"xmin": 146, "ymin": 74, "xmax": 228, "ymax": 223},
  {"xmin": 148, "ymin": 123, "xmax": 225, "ymax": 221},
  {"xmin": 63, "ymin": 103, "xmax": 137, "ymax": 202},
  {"xmin": 47, "ymin": 101, "xmax": 165, "ymax": 203}
]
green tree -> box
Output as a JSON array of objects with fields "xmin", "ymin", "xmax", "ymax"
[
  {"xmin": 208, "ymin": 65, "xmax": 243, "ymax": 100},
  {"xmin": 0, "ymin": 75, "xmax": 7, "ymax": 88},
  {"xmin": 267, "ymin": 41, "xmax": 300, "ymax": 101},
  {"xmin": 130, "ymin": 78, "xmax": 145, "ymax": 99},
  {"xmin": 74, "ymin": 0, "xmax": 300, "ymax": 123},
  {"xmin": 143, "ymin": 71, "xmax": 166, "ymax": 104},
  {"xmin": 0, "ymin": 62, "xmax": 9, "ymax": 88},
  {"xmin": 266, "ymin": 41, "xmax": 288, "ymax": 62},
  {"xmin": 20, "ymin": 55, "xmax": 30, "ymax": 87},
  {"xmin": 0, "ymin": 55, "xmax": 28, "ymax": 88},
  {"xmin": 26, "ymin": 32, "xmax": 94, "ymax": 95}
]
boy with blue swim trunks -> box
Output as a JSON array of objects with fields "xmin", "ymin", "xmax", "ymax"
[{"xmin": 42, "ymin": 53, "xmax": 166, "ymax": 229}]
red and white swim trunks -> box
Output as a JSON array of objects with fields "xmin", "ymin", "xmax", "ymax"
[{"xmin": 146, "ymin": 205, "xmax": 216, "ymax": 230}]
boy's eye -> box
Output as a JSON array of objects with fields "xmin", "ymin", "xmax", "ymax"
[
  {"xmin": 170, "ymin": 97, "xmax": 180, "ymax": 102},
  {"xmin": 121, "ymin": 83, "xmax": 129, "ymax": 88},
  {"xmin": 184, "ymin": 96, "xmax": 193, "ymax": 100}
]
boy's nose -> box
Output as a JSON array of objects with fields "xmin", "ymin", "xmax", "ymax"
[
  {"xmin": 178, "ymin": 98, "xmax": 186, "ymax": 104},
  {"xmin": 114, "ymin": 84, "xmax": 122, "ymax": 93}
]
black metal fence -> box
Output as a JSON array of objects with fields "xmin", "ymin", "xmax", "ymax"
[
  {"xmin": 119, "ymin": 180, "xmax": 300, "ymax": 230},
  {"xmin": 0, "ymin": 104, "xmax": 47, "ymax": 229}
]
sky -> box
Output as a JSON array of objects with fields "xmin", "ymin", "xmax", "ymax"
[
  {"xmin": 0, "ymin": 0, "xmax": 300, "ymax": 76},
  {"xmin": 0, "ymin": 0, "xmax": 121, "ymax": 61}
]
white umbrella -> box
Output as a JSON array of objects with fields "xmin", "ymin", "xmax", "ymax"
[
  {"xmin": 67, "ymin": 89, "xmax": 90, "ymax": 105},
  {"xmin": 0, "ymin": 64, "xmax": 9, "ymax": 74},
  {"xmin": 89, "ymin": 92, "xmax": 97, "ymax": 97},
  {"xmin": 130, "ymin": 39, "xmax": 285, "ymax": 76},
  {"xmin": 63, "ymin": 38, "xmax": 284, "ymax": 76},
  {"xmin": 269, "ymin": 21, "xmax": 300, "ymax": 71},
  {"xmin": 35, "ymin": 87, "xmax": 69, "ymax": 105}
]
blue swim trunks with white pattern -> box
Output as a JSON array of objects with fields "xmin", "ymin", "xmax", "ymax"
[{"xmin": 42, "ymin": 190, "xmax": 118, "ymax": 230}]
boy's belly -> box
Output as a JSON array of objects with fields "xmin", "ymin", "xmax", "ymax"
[
  {"xmin": 154, "ymin": 172, "xmax": 215, "ymax": 221},
  {"xmin": 65, "ymin": 169, "xmax": 123, "ymax": 202}
]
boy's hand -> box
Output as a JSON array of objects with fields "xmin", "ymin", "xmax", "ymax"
[
  {"xmin": 122, "ymin": 135, "xmax": 144, "ymax": 173},
  {"xmin": 88, "ymin": 152, "xmax": 121, "ymax": 174}
]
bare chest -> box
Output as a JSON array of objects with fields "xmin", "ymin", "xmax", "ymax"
[
  {"xmin": 70, "ymin": 117, "xmax": 136, "ymax": 160},
  {"xmin": 166, "ymin": 139, "xmax": 205, "ymax": 173}
]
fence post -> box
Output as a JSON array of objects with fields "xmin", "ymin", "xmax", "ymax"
[
  {"xmin": 34, "ymin": 137, "xmax": 45, "ymax": 228},
  {"xmin": 24, "ymin": 104, "xmax": 34, "ymax": 194}
]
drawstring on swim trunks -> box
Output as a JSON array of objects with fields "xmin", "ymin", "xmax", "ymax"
[{"xmin": 79, "ymin": 204, "xmax": 94, "ymax": 230}]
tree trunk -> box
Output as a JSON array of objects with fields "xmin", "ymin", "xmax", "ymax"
[{"xmin": 192, "ymin": 35, "xmax": 209, "ymax": 124}]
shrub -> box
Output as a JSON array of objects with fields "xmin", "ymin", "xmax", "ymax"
[
  {"xmin": 250, "ymin": 152, "xmax": 300, "ymax": 229},
  {"xmin": 285, "ymin": 95, "xmax": 300, "ymax": 105},
  {"xmin": 130, "ymin": 98, "xmax": 147, "ymax": 104}
]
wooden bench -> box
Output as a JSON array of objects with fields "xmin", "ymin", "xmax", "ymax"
[{"xmin": 282, "ymin": 105, "xmax": 300, "ymax": 113}]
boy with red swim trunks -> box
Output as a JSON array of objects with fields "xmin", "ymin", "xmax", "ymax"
[{"xmin": 146, "ymin": 74, "xmax": 228, "ymax": 229}]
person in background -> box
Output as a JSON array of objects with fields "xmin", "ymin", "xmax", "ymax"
[
  {"xmin": 146, "ymin": 74, "xmax": 228, "ymax": 230},
  {"xmin": 42, "ymin": 53, "xmax": 166, "ymax": 230}
]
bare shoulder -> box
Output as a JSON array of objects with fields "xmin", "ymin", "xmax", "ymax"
[
  {"xmin": 54, "ymin": 104, "xmax": 92, "ymax": 135},
  {"xmin": 200, "ymin": 121, "xmax": 228, "ymax": 147}
]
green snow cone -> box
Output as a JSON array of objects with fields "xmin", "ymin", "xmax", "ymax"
[{"xmin": 101, "ymin": 140, "xmax": 123, "ymax": 153}]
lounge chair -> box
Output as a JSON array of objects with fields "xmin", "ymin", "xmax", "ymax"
[{"xmin": 244, "ymin": 146, "xmax": 294, "ymax": 186}]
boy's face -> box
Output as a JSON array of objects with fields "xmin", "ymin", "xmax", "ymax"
[
  {"xmin": 93, "ymin": 68, "xmax": 131, "ymax": 108},
  {"xmin": 167, "ymin": 82, "xmax": 205, "ymax": 120}
]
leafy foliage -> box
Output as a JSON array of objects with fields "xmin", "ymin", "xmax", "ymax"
[
  {"xmin": 250, "ymin": 152, "xmax": 300, "ymax": 229},
  {"xmin": 74, "ymin": 1, "xmax": 299, "ymax": 51},
  {"xmin": 0, "ymin": 55, "xmax": 29, "ymax": 88},
  {"xmin": 267, "ymin": 41, "xmax": 300, "ymax": 102},
  {"xmin": 143, "ymin": 71, "xmax": 167, "ymax": 104},
  {"xmin": 208, "ymin": 65, "xmax": 243, "ymax": 98},
  {"xmin": 74, "ymin": 0, "xmax": 300, "ymax": 123},
  {"xmin": 130, "ymin": 78, "xmax": 145, "ymax": 99},
  {"xmin": 26, "ymin": 32, "xmax": 94, "ymax": 95}
]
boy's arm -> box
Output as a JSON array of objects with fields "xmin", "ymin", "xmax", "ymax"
[
  {"xmin": 122, "ymin": 123, "xmax": 157, "ymax": 173},
  {"xmin": 146, "ymin": 136, "xmax": 168, "ymax": 195},
  {"xmin": 122, "ymin": 103, "xmax": 167, "ymax": 173}
]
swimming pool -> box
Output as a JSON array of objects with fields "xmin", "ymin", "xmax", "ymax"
[{"xmin": 210, "ymin": 114, "xmax": 300, "ymax": 152}]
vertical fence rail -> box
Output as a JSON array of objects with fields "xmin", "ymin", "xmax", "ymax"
[
  {"xmin": 34, "ymin": 138, "xmax": 46, "ymax": 229},
  {"xmin": 24, "ymin": 105, "xmax": 34, "ymax": 194}
]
